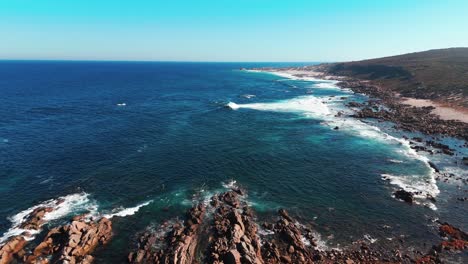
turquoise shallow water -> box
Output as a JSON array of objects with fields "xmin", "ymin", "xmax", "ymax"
[{"xmin": 0, "ymin": 61, "xmax": 466, "ymax": 262}]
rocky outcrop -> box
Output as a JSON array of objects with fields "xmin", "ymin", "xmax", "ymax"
[
  {"xmin": 20, "ymin": 206, "xmax": 56, "ymax": 231},
  {"xmin": 0, "ymin": 204, "xmax": 62, "ymax": 264},
  {"xmin": 128, "ymin": 204, "xmax": 205, "ymax": 264},
  {"xmin": 415, "ymin": 222, "xmax": 468, "ymax": 263},
  {"xmin": 25, "ymin": 216, "xmax": 112, "ymax": 264},
  {"xmin": 127, "ymin": 190, "xmax": 421, "ymax": 264},
  {"xmin": 393, "ymin": 189, "xmax": 414, "ymax": 204},
  {"xmin": 261, "ymin": 209, "xmax": 314, "ymax": 263},
  {"xmin": 0, "ymin": 236, "xmax": 27, "ymax": 264},
  {"xmin": 207, "ymin": 191, "xmax": 263, "ymax": 264}
]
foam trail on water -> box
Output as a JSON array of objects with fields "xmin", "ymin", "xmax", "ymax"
[
  {"xmin": 103, "ymin": 200, "xmax": 153, "ymax": 218},
  {"xmin": 227, "ymin": 96, "xmax": 331, "ymax": 118},
  {"xmin": 0, "ymin": 192, "xmax": 95, "ymax": 245}
]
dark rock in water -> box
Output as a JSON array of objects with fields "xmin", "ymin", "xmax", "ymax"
[
  {"xmin": 346, "ymin": 101, "xmax": 364, "ymax": 108},
  {"xmin": 426, "ymin": 194, "xmax": 436, "ymax": 203},
  {"xmin": 334, "ymin": 126, "xmax": 339, "ymax": 130},
  {"xmin": 463, "ymin": 157, "xmax": 468, "ymax": 166},
  {"xmin": 411, "ymin": 145, "xmax": 427, "ymax": 152},
  {"xmin": 428, "ymin": 161, "xmax": 440, "ymax": 173},
  {"xmin": 394, "ymin": 189, "xmax": 414, "ymax": 203},
  {"xmin": 278, "ymin": 209, "xmax": 293, "ymax": 222}
]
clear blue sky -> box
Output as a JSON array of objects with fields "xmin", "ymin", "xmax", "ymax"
[{"xmin": 1, "ymin": 0, "xmax": 467, "ymax": 62}]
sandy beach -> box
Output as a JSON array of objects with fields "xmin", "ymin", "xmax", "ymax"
[{"xmin": 401, "ymin": 97, "xmax": 468, "ymax": 123}]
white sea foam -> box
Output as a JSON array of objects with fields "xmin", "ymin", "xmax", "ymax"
[
  {"xmin": 382, "ymin": 174, "xmax": 439, "ymax": 197},
  {"xmin": 231, "ymin": 73, "xmax": 441, "ymax": 206},
  {"xmin": 222, "ymin": 180, "xmax": 238, "ymax": 190},
  {"xmin": 313, "ymin": 82, "xmax": 340, "ymax": 89},
  {"xmin": 261, "ymin": 70, "xmax": 337, "ymax": 83},
  {"xmin": 382, "ymin": 173, "xmax": 439, "ymax": 210},
  {"xmin": 0, "ymin": 192, "xmax": 95, "ymax": 245},
  {"xmin": 103, "ymin": 200, "xmax": 153, "ymax": 218},
  {"xmin": 117, "ymin": 103, "xmax": 126, "ymax": 106},
  {"xmin": 227, "ymin": 96, "xmax": 331, "ymax": 118},
  {"xmin": 226, "ymin": 102, "xmax": 240, "ymax": 110},
  {"xmin": 364, "ymin": 234, "xmax": 378, "ymax": 244}
]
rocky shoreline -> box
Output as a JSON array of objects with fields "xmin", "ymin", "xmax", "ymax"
[
  {"xmin": 251, "ymin": 66, "xmax": 467, "ymax": 142},
  {"xmin": 250, "ymin": 66, "xmax": 468, "ymax": 185},
  {"xmin": 1, "ymin": 189, "xmax": 467, "ymax": 263},
  {"xmin": 124, "ymin": 189, "xmax": 467, "ymax": 264},
  {"xmin": 0, "ymin": 205, "xmax": 112, "ymax": 264}
]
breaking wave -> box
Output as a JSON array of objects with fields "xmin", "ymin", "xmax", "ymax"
[
  {"xmin": 0, "ymin": 192, "xmax": 96, "ymax": 245},
  {"xmin": 103, "ymin": 200, "xmax": 153, "ymax": 218}
]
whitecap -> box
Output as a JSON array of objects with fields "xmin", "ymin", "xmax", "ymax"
[
  {"xmin": 226, "ymin": 102, "xmax": 240, "ymax": 110},
  {"xmin": 227, "ymin": 96, "xmax": 331, "ymax": 118},
  {"xmin": 221, "ymin": 180, "xmax": 238, "ymax": 189},
  {"xmin": 103, "ymin": 200, "xmax": 153, "ymax": 218},
  {"xmin": 313, "ymin": 82, "xmax": 340, "ymax": 89},
  {"xmin": 364, "ymin": 234, "xmax": 378, "ymax": 244}
]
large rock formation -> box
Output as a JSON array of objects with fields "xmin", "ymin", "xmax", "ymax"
[
  {"xmin": 0, "ymin": 205, "xmax": 59, "ymax": 264},
  {"xmin": 0, "ymin": 236, "xmax": 27, "ymax": 264},
  {"xmin": 127, "ymin": 190, "xmax": 426, "ymax": 264},
  {"xmin": 25, "ymin": 216, "xmax": 112, "ymax": 264},
  {"xmin": 128, "ymin": 204, "xmax": 205, "ymax": 264},
  {"xmin": 206, "ymin": 191, "xmax": 263, "ymax": 264},
  {"xmin": 415, "ymin": 222, "xmax": 468, "ymax": 263}
]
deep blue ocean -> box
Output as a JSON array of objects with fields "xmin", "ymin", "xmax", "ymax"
[{"xmin": 0, "ymin": 61, "xmax": 466, "ymax": 262}]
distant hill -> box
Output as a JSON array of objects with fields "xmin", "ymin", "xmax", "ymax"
[{"xmin": 320, "ymin": 48, "xmax": 468, "ymax": 107}]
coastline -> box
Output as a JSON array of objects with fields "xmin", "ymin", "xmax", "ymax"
[
  {"xmin": 0, "ymin": 63, "xmax": 466, "ymax": 264},
  {"xmin": 2, "ymin": 187, "xmax": 467, "ymax": 264},
  {"xmin": 250, "ymin": 68, "xmax": 468, "ymax": 124},
  {"xmin": 248, "ymin": 67, "xmax": 468, "ymax": 141}
]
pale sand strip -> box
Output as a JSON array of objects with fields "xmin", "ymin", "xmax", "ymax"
[{"xmin": 401, "ymin": 98, "xmax": 468, "ymax": 123}]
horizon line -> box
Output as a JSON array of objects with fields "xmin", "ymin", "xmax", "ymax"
[{"xmin": 0, "ymin": 58, "xmax": 331, "ymax": 64}]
